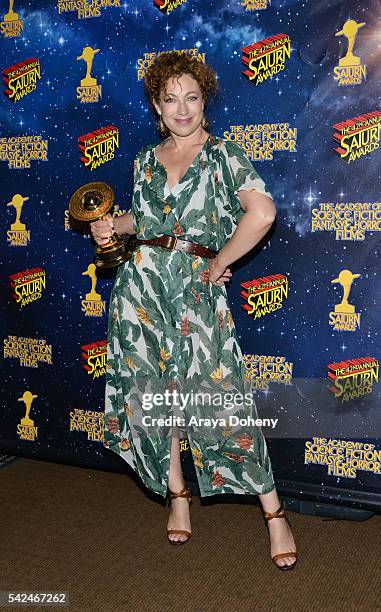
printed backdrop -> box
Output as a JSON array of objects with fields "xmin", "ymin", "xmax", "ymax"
[{"xmin": 1, "ymin": 0, "xmax": 380, "ymax": 510}]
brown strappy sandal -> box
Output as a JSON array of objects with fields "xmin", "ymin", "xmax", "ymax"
[
  {"xmin": 262, "ymin": 501, "xmax": 298, "ymax": 570},
  {"xmin": 166, "ymin": 485, "xmax": 192, "ymax": 545}
]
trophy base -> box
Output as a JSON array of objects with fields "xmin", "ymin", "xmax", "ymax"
[
  {"xmin": 339, "ymin": 55, "xmax": 361, "ymax": 67},
  {"xmin": 80, "ymin": 77, "xmax": 98, "ymax": 87},
  {"xmin": 4, "ymin": 12, "xmax": 19, "ymax": 22},
  {"xmin": 94, "ymin": 236, "xmax": 136, "ymax": 268},
  {"xmin": 20, "ymin": 418, "xmax": 34, "ymax": 426},
  {"xmin": 334, "ymin": 303, "xmax": 355, "ymax": 314}
]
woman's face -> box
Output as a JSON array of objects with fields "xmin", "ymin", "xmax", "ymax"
[{"xmin": 154, "ymin": 72, "xmax": 205, "ymax": 137}]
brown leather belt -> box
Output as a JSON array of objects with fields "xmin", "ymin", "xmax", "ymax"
[{"xmin": 132, "ymin": 235, "xmax": 218, "ymax": 259}]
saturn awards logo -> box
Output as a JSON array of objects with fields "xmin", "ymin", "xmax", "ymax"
[
  {"xmin": 327, "ymin": 357, "xmax": 379, "ymax": 402},
  {"xmin": 81, "ymin": 339, "xmax": 107, "ymax": 378},
  {"xmin": 17, "ymin": 390, "xmax": 38, "ymax": 441},
  {"xmin": 153, "ymin": 0, "xmax": 188, "ymax": 14},
  {"xmin": 333, "ymin": 19, "xmax": 366, "ymax": 86},
  {"xmin": 242, "ymin": 34, "xmax": 291, "ymax": 85},
  {"xmin": 3, "ymin": 58, "xmax": 41, "ymax": 102},
  {"xmin": 6, "ymin": 193, "xmax": 30, "ymax": 246},
  {"xmin": 78, "ymin": 125, "xmax": 119, "ymax": 170},
  {"xmin": 333, "ymin": 111, "xmax": 381, "ymax": 163},
  {"xmin": 329, "ymin": 269, "xmax": 361, "ymax": 331},
  {"xmin": 241, "ymin": 274, "xmax": 288, "ymax": 319},
  {"xmin": 76, "ymin": 46, "xmax": 102, "ymax": 103},
  {"xmin": 10, "ymin": 267, "xmax": 46, "ymax": 308},
  {"xmin": 241, "ymin": 0, "xmax": 269, "ymax": 9},
  {"xmin": 81, "ymin": 263, "xmax": 106, "ymax": 317},
  {"xmin": 0, "ymin": 0, "xmax": 23, "ymax": 37}
]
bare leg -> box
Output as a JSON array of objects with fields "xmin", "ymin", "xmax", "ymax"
[
  {"xmin": 258, "ymin": 487, "xmax": 297, "ymax": 568},
  {"xmin": 166, "ymin": 425, "xmax": 191, "ymax": 543}
]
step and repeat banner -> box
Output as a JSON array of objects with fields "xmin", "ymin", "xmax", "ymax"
[{"xmin": 1, "ymin": 0, "xmax": 380, "ymax": 509}]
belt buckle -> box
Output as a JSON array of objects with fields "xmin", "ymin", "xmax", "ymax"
[{"xmin": 165, "ymin": 235, "xmax": 177, "ymax": 250}]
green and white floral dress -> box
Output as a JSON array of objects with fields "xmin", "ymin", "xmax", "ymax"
[{"xmin": 103, "ymin": 134, "xmax": 275, "ymax": 498}]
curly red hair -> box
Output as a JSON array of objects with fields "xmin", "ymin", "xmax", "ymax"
[{"xmin": 143, "ymin": 51, "xmax": 219, "ymax": 135}]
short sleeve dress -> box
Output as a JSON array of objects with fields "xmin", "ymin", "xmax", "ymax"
[{"xmin": 103, "ymin": 134, "xmax": 275, "ymax": 498}]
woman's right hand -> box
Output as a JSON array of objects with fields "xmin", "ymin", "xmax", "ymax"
[{"xmin": 90, "ymin": 213, "xmax": 114, "ymax": 246}]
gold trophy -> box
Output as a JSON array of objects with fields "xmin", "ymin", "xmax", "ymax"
[
  {"xmin": 335, "ymin": 19, "xmax": 365, "ymax": 67},
  {"xmin": 77, "ymin": 46, "xmax": 99, "ymax": 87},
  {"xmin": 331, "ymin": 269, "xmax": 361, "ymax": 314},
  {"xmin": 68, "ymin": 181, "xmax": 135, "ymax": 268},
  {"xmin": 7, "ymin": 193, "xmax": 28, "ymax": 230},
  {"xmin": 18, "ymin": 390, "xmax": 37, "ymax": 427},
  {"xmin": 4, "ymin": 0, "xmax": 19, "ymax": 22}
]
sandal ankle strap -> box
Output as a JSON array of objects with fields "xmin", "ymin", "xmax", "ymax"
[
  {"xmin": 168, "ymin": 485, "xmax": 192, "ymax": 500},
  {"xmin": 263, "ymin": 502, "xmax": 285, "ymax": 522}
]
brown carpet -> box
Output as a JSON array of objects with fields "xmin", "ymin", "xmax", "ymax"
[{"xmin": 1, "ymin": 458, "xmax": 380, "ymax": 612}]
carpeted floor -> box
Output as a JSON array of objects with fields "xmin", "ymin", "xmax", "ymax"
[{"xmin": 1, "ymin": 457, "xmax": 380, "ymax": 612}]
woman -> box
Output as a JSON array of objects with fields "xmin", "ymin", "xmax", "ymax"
[{"xmin": 90, "ymin": 52, "xmax": 297, "ymax": 569}]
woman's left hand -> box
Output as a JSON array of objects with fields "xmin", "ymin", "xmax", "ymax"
[{"xmin": 207, "ymin": 257, "xmax": 232, "ymax": 286}]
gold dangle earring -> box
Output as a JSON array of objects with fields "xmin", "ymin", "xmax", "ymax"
[
  {"xmin": 201, "ymin": 115, "xmax": 207, "ymax": 129},
  {"xmin": 158, "ymin": 115, "xmax": 167, "ymax": 136}
]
